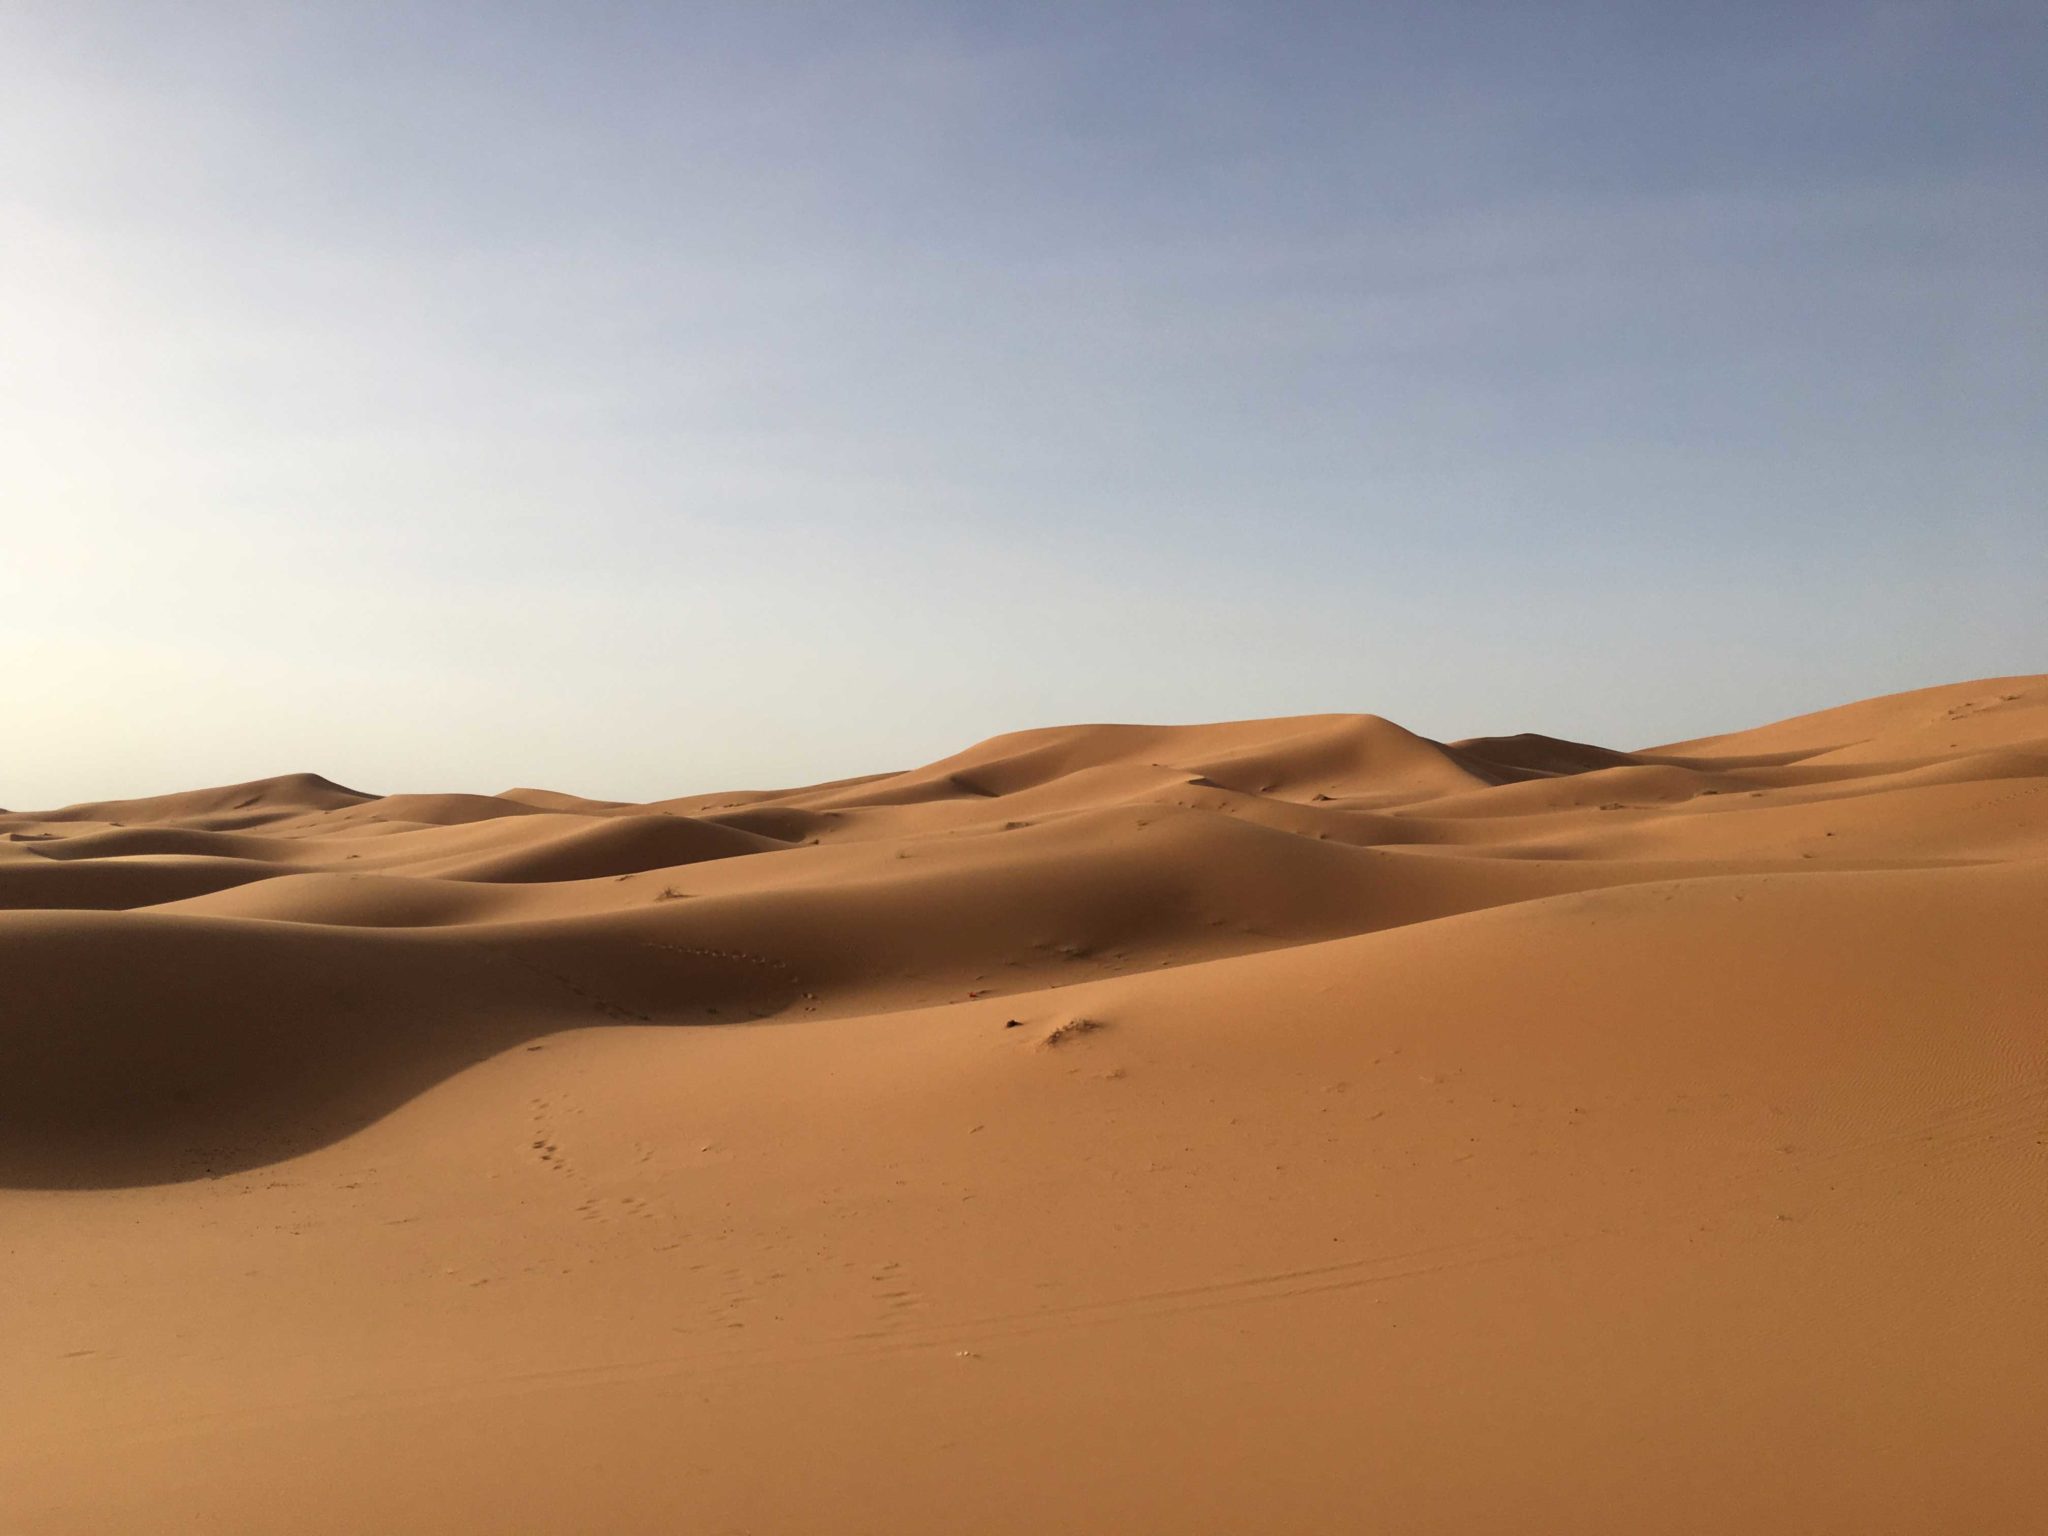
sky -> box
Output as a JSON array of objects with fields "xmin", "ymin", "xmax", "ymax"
[{"xmin": 4, "ymin": 1, "xmax": 2044, "ymax": 806}]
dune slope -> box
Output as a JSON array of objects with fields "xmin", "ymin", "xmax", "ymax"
[{"xmin": 4, "ymin": 674, "xmax": 2044, "ymax": 1534}]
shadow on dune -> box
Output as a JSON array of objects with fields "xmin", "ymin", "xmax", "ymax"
[{"xmin": 0, "ymin": 912, "xmax": 798, "ymax": 1190}]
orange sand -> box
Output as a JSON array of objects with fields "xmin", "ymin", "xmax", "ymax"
[{"xmin": 5, "ymin": 675, "xmax": 2044, "ymax": 1532}]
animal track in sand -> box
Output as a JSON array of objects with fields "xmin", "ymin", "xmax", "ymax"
[
  {"xmin": 484, "ymin": 943, "xmax": 651, "ymax": 1024},
  {"xmin": 526, "ymin": 1096, "xmax": 579, "ymax": 1180}
]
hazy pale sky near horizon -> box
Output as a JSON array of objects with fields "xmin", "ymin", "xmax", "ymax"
[{"xmin": 4, "ymin": 2, "xmax": 2044, "ymax": 806}]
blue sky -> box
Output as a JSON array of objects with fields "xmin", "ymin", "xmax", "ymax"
[{"xmin": 5, "ymin": 2, "xmax": 2044, "ymax": 804}]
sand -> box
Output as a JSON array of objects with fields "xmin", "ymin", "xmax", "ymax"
[{"xmin": 5, "ymin": 675, "xmax": 2044, "ymax": 1533}]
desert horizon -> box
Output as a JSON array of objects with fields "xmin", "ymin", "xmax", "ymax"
[
  {"xmin": 10, "ymin": 4, "xmax": 2044, "ymax": 1530},
  {"xmin": 7, "ymin": 671, "xmax": 2045, "ymax": 1530}
]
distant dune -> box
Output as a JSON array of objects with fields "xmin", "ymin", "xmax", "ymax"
[{"xmin": 6, "ymin": 675, "xmax": 2045, "ymax": 1533}]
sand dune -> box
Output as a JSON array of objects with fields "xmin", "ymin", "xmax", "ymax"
[
  {"xmin": 6, "ymin": 674, "xmax": 2045, "ymax": 1533},
  {"xmin": 22, "ymin": 770, "xmax": 374, "ymax": 828}
]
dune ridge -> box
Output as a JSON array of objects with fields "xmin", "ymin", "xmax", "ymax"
[
  {"xmin": 6, "ymin": 673, "xmax": 2045, "ymax": 1534},
  {"xmin": 3, "ymin": 674, "xmax": 2042, "ymax": 1188}
]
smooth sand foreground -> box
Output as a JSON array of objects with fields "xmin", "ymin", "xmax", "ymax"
[{"xmin": 5, "ymin": 676, "xmax": 2045, "ymax": 1533}]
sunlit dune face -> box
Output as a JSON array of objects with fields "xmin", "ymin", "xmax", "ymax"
[{"xmin": 4, "ymin": 676, "xmax": 2046, "ymax": 1531}]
